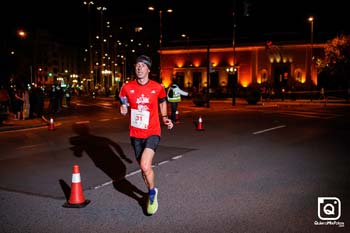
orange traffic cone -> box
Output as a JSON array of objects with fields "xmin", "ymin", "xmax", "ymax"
[
  {"xmin": 196, "ymin": 115, "xmax": 205, "ymax": 131},
  {"xmin": 48, "ymin": 117, "xmax": 55, "ymax": 131},
  {"xmin": 63, "ymin": 165, "xmax": 90, "ymax": 208},
  {"xmin": 175, "ymin": 110, "xmax": 180, "ymax": 124}
]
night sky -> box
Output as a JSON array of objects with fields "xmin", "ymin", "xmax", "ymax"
[{"xmin": 2, "ymin": 0, "xmax": 350, "ymax": 47}]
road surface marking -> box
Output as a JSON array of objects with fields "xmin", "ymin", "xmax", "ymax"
[
  {"xmin": 253, "ymin": 125, "xmax": 286, "ymax": 135},
  {"xmin": 91, "ymin": 154, "xmax": 184, "ymax": 190}
]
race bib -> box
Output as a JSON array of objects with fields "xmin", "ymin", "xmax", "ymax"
[{"xmin": 130, "ymin": 109, "xmax": 150, "ymax": 129}]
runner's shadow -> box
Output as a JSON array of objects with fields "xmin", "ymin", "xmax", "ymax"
[{"xmin": 68, "ymin": 123, "xmax": 147, "ymax": 209}]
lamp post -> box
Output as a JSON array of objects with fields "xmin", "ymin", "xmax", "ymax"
[
  {"xmin": 16, "ymin": 28, "xmax": 33, "ymax": 84},
  {"xmin": 97, "ymin": 5, "xmax": 107, "ymax": 88},
  {"xmin": 226, "ymin": 66, "xmax": 237, "ymax": 106},
  {"xmin": 181, "ymin": 34, "xmax": 191, "ymax": 67},
  {"xmin": 308, "ymin": 16, "xmax": 314, "ymax": 85},
  {"xmin": 148, "ymin": 6, "xmax": 173, "ymax": 81},
  {"xmin": 83, "ymin": 1, "xmax": 95, "ymax": 92},
  {"xmin": 232, "ymin": 3, "xmax": 237, "ymax": 106},
  {"xmin": 148, "ymin": 6, "xmax": 173, "ymax": 49}
]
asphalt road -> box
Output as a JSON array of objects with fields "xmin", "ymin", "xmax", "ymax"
[{"xmin": 0, "ymin": 98, "xmax": 349, "ymax": 233}]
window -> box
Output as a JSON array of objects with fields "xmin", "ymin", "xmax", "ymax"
[
  {"xmin": 294, "ymin": 68, "xmax": 302, "ymax": 82},
  {"xmin": 260, "ymin": 69, "xmax": 268, "ymax": 83}
]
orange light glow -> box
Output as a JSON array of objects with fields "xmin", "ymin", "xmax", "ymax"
[
  {"xmin": 162, "ymin": 79, "xmax": 171, "ymax": 88},
  {"xmin": 229, "ymin": 59, "xmax": 234, "ymax": 66},
  {"xmin": 17, "ymin": 29, "xmax": 27, "ymax": 39},
  {"xmin": 175, "ymin": 58, "xmax": 186, "ymax": 68},
  {"xmin": 239, "ymin": 80, "xmax": 249, "ymax": 87},
  {"xmin": 210, "ymin": 55, "xmax": 220, "ymax": 66},
  {"xmin": 161, "ymin": 70, "xmax": 173, "ymax": 88},
  {"xmin": 193, "ymin": 59, "xmax": 201, "ymax": 67}
]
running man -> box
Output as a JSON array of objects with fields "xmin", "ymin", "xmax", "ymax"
[{"xmin": 119, "ymin": 55, "xmax": 173, "ymax": 215}]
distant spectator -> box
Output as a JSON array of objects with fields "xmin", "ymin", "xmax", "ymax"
[
  {"xmin": 167, "ymin": 78, "xmax": 189, "ymax": 124},
  {"xmin": 23, "ymin": 87, "xmax": 30, "ymax": 119},
  {"xmin": 13, "ymin": 88, "xmax": 24, "ymax": 120},
  {"xmin": 48, "ymin": 85, "xmax": 57, "ymax": 115},
  {"xmin": 35, "ymin": 83, "xmax": 45, "ymax": 118}
]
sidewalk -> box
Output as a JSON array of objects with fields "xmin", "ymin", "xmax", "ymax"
[
  {"xmin": 0, "ymin": 117, "xmax": 48, "ymax": 132},
  {"xmin": 0, "ymin": 98, "xmax": 348, "ymax": 133}
]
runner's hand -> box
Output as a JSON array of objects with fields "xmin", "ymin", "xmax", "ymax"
[
  {"xmin": 163, "ymin": 118, "xmax": 173, "ymax": 130},
  {"xmin": 120, "ymin": 104, "xmax": 128, "ymax": 115}
]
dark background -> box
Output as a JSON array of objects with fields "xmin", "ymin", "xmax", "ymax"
[{"xmin": 2, "ymin": 0, "xmax": 349, "ymax": 45}]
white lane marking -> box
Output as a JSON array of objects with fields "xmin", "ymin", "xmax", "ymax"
[
  {"xmin": 92, "ymin": 181, "xmax": 113, "ymax": 189},
  {"xmin": 253, "ymin": 125, "xmax": 286, "ymax": 135},
  {"xmin": 99, "ymin": 118, "xmax": 110, "ymax": 122},
  {"xmin": 172, "ymin": 155, "xmax": 183, "ymax": 160},
  {"xmin": 91, "ymin": 154, "xmax": 184, "ymax": 190},
  {"xmin": 158, "ymin": 161, "xmax": 169, "ymax": 165}
]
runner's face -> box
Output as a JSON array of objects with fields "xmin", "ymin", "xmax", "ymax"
[{"xmin": 135, "ymin": 62, "xmax": 149, "ymax": 79}]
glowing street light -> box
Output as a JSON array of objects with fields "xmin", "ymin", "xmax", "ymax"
[
  {"xmin": 148, "ymin": 6, "xmax": 173, "ymax": 49},
  {"xmin": 148, "ymin": 5, "xmax": 173, "ymax": 81},
  {"xmin": 308, "ymin": 16, "xmax": 314, "ymax": 84},
  {"xmin": 17, "ymin": 29, "xmax": 27, "ymax": 39},
  {"xmin": 83, "ymin": 1, "xmax": 95, "ymax": 90}
]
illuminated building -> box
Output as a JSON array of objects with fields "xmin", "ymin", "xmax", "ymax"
[{"xmin": 159, "ymin": 41, "xmax": 320, "ymax": 97}]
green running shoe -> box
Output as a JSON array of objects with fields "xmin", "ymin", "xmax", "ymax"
[{"xmin": 147, "ymin": 188, "xmax": 158, "ymax": 215}]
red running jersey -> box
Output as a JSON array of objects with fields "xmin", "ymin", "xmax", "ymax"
[{"xmin": 119, "ymin": 80, "xmax": 166, "ymax": 138}]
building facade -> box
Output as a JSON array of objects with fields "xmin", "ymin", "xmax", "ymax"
[{"xmin": 160, "ymin": 42, "xmax": 323, "ymax": 98}]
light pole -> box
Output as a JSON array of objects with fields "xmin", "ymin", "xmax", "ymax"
[
  {"xmin": 148, "ymin": 6, "xmax": 173, "ymax": 49},
  {"xmin": 308, "ymin": 16, "xmax": 314, "ymax": 85},
  {"xmin": 232, "ymin": 1, "xmax": 237, "ymax": 106},
  {"xmin": 181, "ymin": 34, "xmax": 190, "ymax": 66},
  {"xmin": 97, "ymin": 5, "xmax": 107, "ymax": 89},
  {"xmin": 83, "ymin": 1, "xmax": 95, "ymax": 91},
  {"xmin": 16, "ymin": 28, "xmax": 33, "ymax": 84},
  {"xmin": 148, "ymin": 6, "xmax": 173, "ymax": 81}
]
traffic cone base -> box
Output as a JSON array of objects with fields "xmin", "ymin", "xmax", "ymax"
[
  {"xmin": 175, "ymin": 110, "xmax": 180, "ymax": 124},
  {"xmin": 62, "ymin": 199, "xmax": 90, "ymax": 208},
  {"xmin": 196, "ymin": 116, "xmax": 205, "ymax": 131},
  {"xmin": 48, "ymin": 117, "xmax": 55, "ymax": 131},
  {"xmin": 63, "ymin": 165, "xmax": 90, "ymax": 208}
]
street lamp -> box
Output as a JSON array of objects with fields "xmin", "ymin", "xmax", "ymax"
[
  {"xmin": 83, "ymin": 1, "xmax": 95, "ymax": 91},
  {"xmin": 97, "ymin": 5, "xmax": 107, "ymax": 88},
  {"xmin": 232, "ymin": 4, "xmax": 238, "ymax": 106},
  {"xmin": 308, "ymin": 16, "xmax": 314, "ymax": 85},
  {"xmin": 226, "ymin": 66, "xmax": 237, "ymax": 106},
  {"xmin": 148, "ymin": 5, "xmax": 172, "ymax": 81},
  {"xmin": 148, "ymin": 6, "xmax": 173, "ymax": 49},
  {"xmin": 17, "ymin": 29, "xmax": 28, "ymax": 39},
  {"xmin": 181, "ymin": 34, "xmax": 191, "ymax": 67},
  {"xmin": 16, "ymin": 28, "xmax": 33, "ymax": 84}
]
